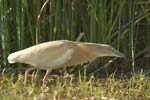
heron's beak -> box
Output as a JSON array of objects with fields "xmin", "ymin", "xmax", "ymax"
[
  {"xmin": 113, "ymin": 50, "xmax": 126, "ymax": 59},
  {"xmin": 114, "ymin": 51, "xmax": 126, "ymax": 59}
]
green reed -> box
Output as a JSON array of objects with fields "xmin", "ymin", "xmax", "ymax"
[{"xmin": 0, "ymin": 0, "xmax": 149, "ymax": 74}]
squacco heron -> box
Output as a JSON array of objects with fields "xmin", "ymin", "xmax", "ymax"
[{"xmin": 8, "ymin": 40, "xmax": 125, "ymax": 84}]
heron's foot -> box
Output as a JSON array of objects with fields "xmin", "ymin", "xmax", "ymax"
[
  {"xmin": 42, "ymin": 75, "xmax": 49, "ymax": 85},
  {"xmin": 24, "ymin": 78, "xmax": 27, "ymax": 86},
  {"xmin": 24, "ymin": 67, "xmax": 37, "ymax": 86},
  {"xmin": 42, "ymin": 69, "xmax": 52, "ymax": 85}
]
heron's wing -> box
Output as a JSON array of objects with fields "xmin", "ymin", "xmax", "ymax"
[{"xmin": 21, "ymin": 42, "xmax": 75, "ymax": 67}]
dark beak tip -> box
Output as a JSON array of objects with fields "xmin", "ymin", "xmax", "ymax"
[
  {"xmin": 117, "ymin": 52, "xmax": 126, "ymax": 59},
  {"xmin": 122, "ymin": 55, "xmax": 127, "ymax": 59},
  {"xmin": 120, "ymin": 54, "xmax": 127, "ymax": 59}
]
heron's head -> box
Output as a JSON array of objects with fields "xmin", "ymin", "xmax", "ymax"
[
  {"xmin": 77, "ymin": 42, "xmax": 125, "ymax": 58},
  {"xmin": 95, "ymin": 44, "xmax": 125, "ymax": 58},
  {"xmin": 7, "ymin": 51, "xmax": 21, "ymax": 63}
]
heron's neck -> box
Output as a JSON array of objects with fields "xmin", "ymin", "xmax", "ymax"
[{"xmin": 77, "ymin": 42, "xmax": 107, "ymax": 57}]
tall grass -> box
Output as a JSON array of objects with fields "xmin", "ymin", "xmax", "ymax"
[
  {"xmin": 0, "ymin": 0, "xmax": 150, "ymax": 74},
  {"xmin": 0, "ymin": 0, "xmax": 10, "ymax": 68}
]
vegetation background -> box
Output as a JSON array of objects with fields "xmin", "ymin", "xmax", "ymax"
[
  {"xmin": 1, "ymin": 0, "xmax": 149, "ymax": 74},
  {"xmin": 0, "ymin": 0, "xmax": 150, "ymax": 99}
]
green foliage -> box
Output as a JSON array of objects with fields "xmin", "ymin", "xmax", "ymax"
[
  {"xmin": 0, "ymin": 0, "xmax": 150, "ymax": 73},
  {"xmin": 0, "ymin": 72, "xmax": 150, "ymax": 99},
  {"xmin": 0, "ymin": 1, "xmax": 150, "ymax": 99}
]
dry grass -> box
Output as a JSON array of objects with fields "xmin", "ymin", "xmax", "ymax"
[{"xmin": 0, "ymin": 71, "xmax": 150, "ymax": 100}]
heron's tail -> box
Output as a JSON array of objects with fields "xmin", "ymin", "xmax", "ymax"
[{"xmin": 7, "ymin": 51, "xmax": 22, "ymax": 63}]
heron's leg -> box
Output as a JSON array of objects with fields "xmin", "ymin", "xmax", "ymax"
[
  {"xmin": 43, "ymin": 68, "xmax": 52, "ymax": 84},
  {"xmin": 24, "ymin": 67, "xmax": 37, "ymax": 85}
]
